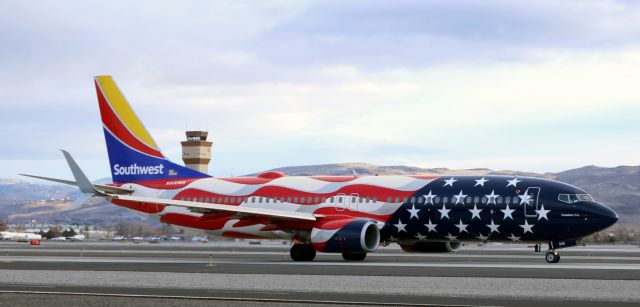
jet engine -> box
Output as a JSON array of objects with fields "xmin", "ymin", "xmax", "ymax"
[
  {"xmin": 400, "ymin": 241, "xmax": 462, "ymax": 253},
  {"xmin": 310, "ymin": 218, "xmax": 380, "ymax": 253}
]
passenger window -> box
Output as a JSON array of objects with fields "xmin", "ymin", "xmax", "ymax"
[
  {"xmin": 497, "ymin": 196, "xmax": 503, "ymax": 204},
  {"xmin": 373, "ymin": 197, "xmax": 378, "ymax": 202},
  {"xmin": 387, "ymin": 197, "xmax": 392, "ymax": 203},
  {"xmin": 300, "ymin": 197, "xmax": 305, "ymax": 204},
  {"xmin": 481, "ymin": 197, "xmax": 488, "ymax": 204},
  {"xmin": 337, "ymin": 197, "xmax": 342, "ymax": 202},
  {"xmin": 224, "ymin": 197, "xmax": 229, "ymax": 203},
  {"xmin": 321, "ymin": 197, "xmax": 326, "ymax": 203},
  {"xmin": 410, "ymin": 197, "xmax": 416, "ymax": 204},
  {"xmin": 513, "ymin": 196, "xmax": 519, "ymax": 204},
  {"xmin": 287, "ymin": 197, "xmax": 291, "ymax": 203},
  {"xmin": 466, "ymin": 198, "xmax": 472, "ymax": 204},
  {"xmin": 434, "ymin": 197, "xmax": 440, "ymax": 204},
  {"xmin": 442, "ymin": 196, "xmax": 448, "ymax": 204},
  {"xmin": 473, "ymin": 196, "xmax": 479, "ymax": 204},
  {"xmin": 315, "ymin": 196, "xmax": 320, "ymax": 203},
  {"xmin": 352, "ymin": 197, "xmax": 357, "ymax": 203},
  {"xmin": 505, "ymin": 196, "xmax": 510, "ymax": 204},
  {"xmin": 293, "ymin": 197, "xmax": 298, "ymax": 203},
  {"xmin": 403, "ymin": 197, "xmax": 408, "ymax": 203},
  {"xmin": 329, "ymin": 197, "xmax": 334, "ymax": 203},
  {"xmin": 394, "ymin": 197, "xmax": 400, "ymax": 203},
  {"xmin": 417, "ymin": 197, "xmax": 424, "ymax": 204}
]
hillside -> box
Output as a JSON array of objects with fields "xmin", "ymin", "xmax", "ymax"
[{"xmin": 1, "ymin": 164, "xmax": 638, "ymax": 227}]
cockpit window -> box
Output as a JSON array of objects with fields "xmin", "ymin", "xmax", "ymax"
[{"xmin": 558, "ymin": 193, "xmax": 593, "ymax": 204}]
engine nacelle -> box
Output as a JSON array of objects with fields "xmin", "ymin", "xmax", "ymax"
[
  {"xmin": 400, "ymin": 241, "xmax": 462, "ymax": 253},
  {"xmin": 311, "ymin": 218, "xmax": 380, "ymax": 253}
]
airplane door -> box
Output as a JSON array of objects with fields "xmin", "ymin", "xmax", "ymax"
[
  {"xmin": 348, "ymin": 193, "xmax": 359, "ymax": 211},
  {"xmin": 336, "ymin": 193, "xmax": 346, "ymax": 211},
  {"xmin": 524, "ymin": 187, "xmax": 540, "ymax": 218}
]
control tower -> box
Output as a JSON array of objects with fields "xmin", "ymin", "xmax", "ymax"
[{"xmin": 181, "ymin": 131, "xmax": 213, "ymax": 173}]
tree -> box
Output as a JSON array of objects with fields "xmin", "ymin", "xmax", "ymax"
[
  {"xmin": 62, "ymin": 228, "xmax": 77, "ymax": 238},
  {"xmin": 44, "ymin": 226, "xmax": 63, "ymax": 239},
  {"xmin": 0, "ymin": 220, "xmax": 7, "ymax": 231}
]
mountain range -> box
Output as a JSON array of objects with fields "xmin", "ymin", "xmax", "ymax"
[{"xmin": 1, "ymin": 163, "xmax": 638, "ymax": 228}]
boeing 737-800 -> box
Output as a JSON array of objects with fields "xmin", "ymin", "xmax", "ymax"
[{"xmin": 23, "ymin": 76, "xmax": 618, "ymax": 263}]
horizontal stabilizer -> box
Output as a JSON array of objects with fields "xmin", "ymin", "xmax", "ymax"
[{"xmin": 19, "ymin": 174, "xmax": 133, "ymax": 195}]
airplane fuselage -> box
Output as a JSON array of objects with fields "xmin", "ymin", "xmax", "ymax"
[{"xmin": 111, "ymin": 173, "xmax": 618, "ymax": 246}]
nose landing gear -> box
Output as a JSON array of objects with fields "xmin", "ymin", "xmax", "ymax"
[{"xmin": 545, "ymin": 250, "xmax": 560, "ymax": 263}]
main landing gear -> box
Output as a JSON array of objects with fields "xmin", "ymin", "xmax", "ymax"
[{"xmin": 290, "ymin": 243, "xmax": 316, "ymax": 261}]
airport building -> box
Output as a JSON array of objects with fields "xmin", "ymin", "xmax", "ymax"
[{"xmin": 181, "ymin": 131, "xmax": 213, "ymax": 174}]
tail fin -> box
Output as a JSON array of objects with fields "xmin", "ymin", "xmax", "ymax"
[{"xmin": 94, "ymin": 75, "xmax": 210, "ymax": 183}]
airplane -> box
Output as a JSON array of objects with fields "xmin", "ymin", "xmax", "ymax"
[
  {"xmin": 22, "ymin": 76, "xmax": 619, "ymax": 263},
  {"xmin": 0, "ymin": 232, "xmax": 42, "ymax": 242}
]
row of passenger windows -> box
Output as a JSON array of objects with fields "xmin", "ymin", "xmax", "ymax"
[
  {"xmin": 178, "ymin": 195, "xmax": 527, "ymax": 205},
  {"xmin": 558, "ymin": 194, "xmax": 593, "ymax": 204}
]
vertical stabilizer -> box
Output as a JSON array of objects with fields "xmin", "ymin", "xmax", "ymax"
[{"xmin": 94, "ymin": 76, "xmax": 210, "ymax": 183}]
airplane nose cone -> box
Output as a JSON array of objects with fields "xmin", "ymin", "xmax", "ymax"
[
  {"xmin": 601, "ymin": 205, "xmax": 618, "ymax": 228},
  {"xmin": 592, "ymin": 202, "xmax": 618, "ymax": 231}
]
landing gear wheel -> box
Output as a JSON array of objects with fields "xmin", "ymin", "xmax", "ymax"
[
  {"xmin": 545, "ymin": 251, "xmax": 560, "ymax": 263},
  {"xmin": 290, "ymin": 243, "xmax": 316, "ymax": 261},
  {"xmin": 342, "ymin": 252, "xmax": 367, "ymax": 261}
]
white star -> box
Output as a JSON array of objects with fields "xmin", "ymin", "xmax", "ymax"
[
  {"xmin": 423, "ymin": 191, "xmax": 437, "ymax": 204},
  {"xmin": 500, "ymin": 204, "xmax": 515, "ymax": 220},
  {"xmin": 455, "ymin": 220, "xmax": 469, "ymax": 233},
  {"xmin": 469, "ymin": 204, "xmax": 482, "ymax": 220},
  {"xmin": 508, "ymin": 233, "xmax": 521, "ymax": 241},
  {"xmin": 443, "ymin": 177, "xmax": 457, "ymax": 187},
  {"xmin": 407, "ymin": 205, "xmax": 421, "ymax": 219},
  {"xmin": 424, "ymin": 219, "xmax": 438, "ymax": 232},
  {"xmin": 445, "ymin": 233, "xmax": 458, "ymax": 241},
  {"xmin": 437, "ymin": 205, "xmax": 451, "ymax": 219},
  {"xmin": 535, "ymin": 204, "xmax": 551, "ymax": 221},
  {"xmin": 485, "ymin": 190, "xmax": 499, "ymax": 205},
  {"xmin": 518, "ymin": 193, "xmax": 532, "ymax": 205},
  {"xmin": 414, "ymin": 232, "xmax": 427, "ymax": 240},
  {"xmin": 519, "ymin": 220, "xmax": 535, "ymax": 234},
  {"xmin": 474, "ymin": 177, "xmax": 488, "ymax": 187},
  {"xmin": 476, "ymin": 233, "xmax": 489, "ymax": 241},
  {"xmin": 486, "ymin": 219, "xmax": 500, "ymax": 233},
  {"xmin": 506, "ymin": 177, "xmax": 521, "ymax": 187},
  {"xmin": 394, "ymin": 219, "xmax": 407, "ymax": 233},
  {"xmin": 453, "ymin": 190, "xmax": 467, "ymax": 205}
]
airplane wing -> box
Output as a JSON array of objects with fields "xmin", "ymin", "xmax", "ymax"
[{"xmin": 111, "ymin": 194, "xmax": 318, "ymax": 221}]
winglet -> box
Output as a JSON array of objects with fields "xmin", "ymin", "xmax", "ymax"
[{"xmin": 60, "ymin": 150, "xmax": 105, "ymax": 196}]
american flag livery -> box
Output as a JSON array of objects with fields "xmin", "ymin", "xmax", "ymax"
[{"xmin": 21, "ymin": 76, "xmax": 619, "ymax": 263}]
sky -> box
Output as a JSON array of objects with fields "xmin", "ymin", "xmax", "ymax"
[{"xmin": 1, "ymin": 0, "xmax": 640, "ymax": 180}]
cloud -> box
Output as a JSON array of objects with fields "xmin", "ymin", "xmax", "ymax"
[{"xmin": 1, "ymin": 1, "xmax": 639, "ymax": 179}]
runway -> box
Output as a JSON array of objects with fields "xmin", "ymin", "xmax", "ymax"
[{"xmin": 1, "ymin": 241, "xmax": 639, "ymax": 306}]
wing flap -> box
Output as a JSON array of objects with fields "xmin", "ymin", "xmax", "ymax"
[{"xmin": 112, "ymin": 195, "xmax": 317, "ymax": 221}]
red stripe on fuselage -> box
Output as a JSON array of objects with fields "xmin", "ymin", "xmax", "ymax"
[
  {"xmin": 173, "ymin": 184, "xmax": 417, "ymax": 205},
  {"xmin": 160, "ymin": 213, "xmax": 229, "ymax": 230},
  {"xmin": 111, "ymin": 199, "xmax": 165, "ymax": 213}
]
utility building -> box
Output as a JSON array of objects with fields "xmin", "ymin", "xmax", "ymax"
[{"xmin": 181, "ymin": 131, "xmax": 213, "ymax": 174}]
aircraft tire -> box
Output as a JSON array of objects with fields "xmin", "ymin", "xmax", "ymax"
[
  {"xmin": 342, "ymin": 252, "xmax": 367, "ymax": 261},
  {"xmin": 290, "ymin": 243, "xmax": 316, "ymax": 261},
  {"xmin": 545, "ymin": 251, "xmax": 560, "ymax": 263}
]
